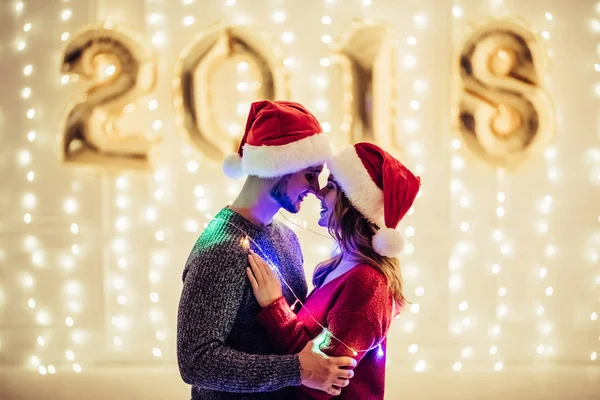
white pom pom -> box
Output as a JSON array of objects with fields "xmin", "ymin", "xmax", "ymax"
[
  {"xmin": 372, "ymin": 227, "xmax": 404, "ymax": 257},
  {"xmin": 222, "ymin": 153, "xmax": 245, "ymax": 179}
]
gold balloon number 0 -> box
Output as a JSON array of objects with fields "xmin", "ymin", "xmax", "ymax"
[
  {"xmin": 173, "ymin": 24, "xmax": 289, "ymax": 162},
  {"xmin": 60, "ymin": 22, "xmax": 159, "ymax": 171},
  {"xmin": 453, "ymin": 17, "xmax": 553, "ymax": 169}
]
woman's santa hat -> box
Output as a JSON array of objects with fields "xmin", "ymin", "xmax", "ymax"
[
  {"xmin": 223, "ymin": 100, "xmax": 333, "ymax": 179},
  {"xmin": 327, "ymin": 142, "xmax": 421, "ymax": 257}
]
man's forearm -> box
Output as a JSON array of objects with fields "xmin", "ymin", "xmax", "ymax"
[{"xmin": 178, "ymin": 341, "xmax": 301, "ymax": 392}]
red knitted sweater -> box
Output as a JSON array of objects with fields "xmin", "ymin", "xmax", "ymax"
[{"xmin": 257, "ymin": 263, "xmax": 394, "ymax": 399}]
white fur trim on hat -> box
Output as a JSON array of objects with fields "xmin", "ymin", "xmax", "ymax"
[
  {"xmin": 326, "ymin": 146, "xmax": 384, "ymax": 226},
  {"xmin": 372, "ymin": 227, "xmax": 404, "ymax": 257},
  {"xmin": 242, "ymin": 133, "xmax": 333, "ymax": 178},
  {"xmin": 222, "ymin": 153, "xmax": 245, "ymax": 179}
]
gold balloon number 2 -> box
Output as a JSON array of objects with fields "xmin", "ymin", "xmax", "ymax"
[
  {"xmin": 60, "ymin": 22, "xmax": 159, "ymax": 171},
  {"xmin": 453, "ymin": 17, "xmax": 554, "ymax": 169}
]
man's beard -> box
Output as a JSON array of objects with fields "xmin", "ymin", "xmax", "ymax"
[{"xmin": 270, "ymin": 176, "xmax": 299, "ymax": 213}]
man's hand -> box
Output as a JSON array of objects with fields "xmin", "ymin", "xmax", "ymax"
[
  {"xmin": 298, "ymin": 331, "xmax": 357, "ymax": 396},
  {"xmin": 247, "ymin": 251, "xmax": 283, "ymax": 308}
]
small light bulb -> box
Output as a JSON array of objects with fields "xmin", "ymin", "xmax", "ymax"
[
  {"xmin": 536, "ymin": 306, "xmax": 544, "ymax": 316},
  {"xmin": 489, "ymin": 345, "xmax": 498, "ymax": 355},
  {"xmin": 182, "ymin": 16, "xmax": 195, "ymax": 26},
  {"xmin": 283, "ymin": 57, "xmax": 294, "ymax": 67},
  {"xmin": 459, "ymin": 301, "xmax": 468, "ymax": 311},
  {"xmin": 545, "ymin": 12, "xmax": 553, "ymax": 21},
  {"xmin": 453, "ymin": 362, "xmax": 462, "ymax": 371},
  {"xmin": 414, "ymin": 360, "xmax": 426, "ymax": 372},
  {"xmin": 61, "ymin": 32, "xmax": 70, "ymax": 41},
  {"xmin": 402, "ymin": 54, "xmax": 417, "ymax": 70},
  {"xmin": 152, "ymin": 347, "xmax": 162, "ymax": 357},
  {"xmin": 407, "ymin": 36, "xmax": 417, "ymax": 46},
  {"xmin": 413, "ymin": 14, "xmax": 427, "ymax": 28},
  {"xmin": 462, "ymin": 347, "xmax": 472, "ymax": 358},
  {"xmin": 321, "ymin": 35, "xmax": 332, "ymax": 44},
  {"xmin": 452, "ymin": 6, "xmax": 463, "ymax": 18},
  {"xmin": 61, "ymin": 9, "xmax": 72, "ymax": 21},
  {"xmin": 281, "ymin": 32, "xmax": 294, "ymax": 43},
  {"xmin": 494, "ymin": 361, "xmax": 503, "ymax": 371},
  {"xmin": 321, "ymin": 16, "xmax": 332, "ymax": 25},
  {"xmin": 272, "ymin": 11, "xmax": 286, "ymax": 23},
  {"xmin": 320, "ymin": 58, "xmax": 330, "ymax": 67},
  {"xmin": 24, "ymin": 64, "xmax": 33, "ymax": 75},
  {"xmin": 24, "ymin": 22, "xmax": 32, "ymax": 32}
]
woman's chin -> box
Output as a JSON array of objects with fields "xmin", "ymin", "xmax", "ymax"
[{"xmin": 317, "ymin": 216, "xmax": 327, "ymax": 227}]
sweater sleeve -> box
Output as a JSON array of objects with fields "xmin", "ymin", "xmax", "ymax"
[
  {"xmin": 258, "ymin": 266, "xmax": 393, "ymax": 399},
  {"xmin": 177, "ymin": 239, "xmax": 301, "ymax": 393}
]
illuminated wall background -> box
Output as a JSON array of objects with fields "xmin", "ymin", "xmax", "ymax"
[{"xmin": 0, "ymin": 0, "xmax": 599, "ymax": 399}]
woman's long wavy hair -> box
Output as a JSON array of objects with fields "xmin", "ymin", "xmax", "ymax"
[{"xmin": 312, "ymin": 183, "xmax": 407, "ymax": 311}]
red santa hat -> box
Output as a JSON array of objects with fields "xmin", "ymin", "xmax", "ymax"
[
  {"xmin": 327, "ymin": 142, "xmax": 421, "ymax": 257},
  {"xmin": 223, "ymin": 100, "xmax": 333, "ymax": 179}
]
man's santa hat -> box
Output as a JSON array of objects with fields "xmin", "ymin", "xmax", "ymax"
[
  {"xmin": 327, "ymin": 142, "xmax": 421, "ymax": 257},
  {"xmin": 223, "ymin": 100, "xmax": 333, "ymax": 179}
]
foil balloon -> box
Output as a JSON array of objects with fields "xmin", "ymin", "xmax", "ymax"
[
  {"xmin": 453, "ymin": 17, "xmax": 554, "ymax": 169},
  {"xmin": 173, "ymin": 23, "xmax": 289, "ymax": 163},
  {"xmin": 60, "ymin": 21, "xmax": 159, "ymax": 171},
  {"xmin": 331, "ymin": 20, "xmax": 399, "ymax": 152}
]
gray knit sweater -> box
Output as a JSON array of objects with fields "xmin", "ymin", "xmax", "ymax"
[{"xmin": 177, "ymin": 207, "xmax": 308, "ymax": 399}]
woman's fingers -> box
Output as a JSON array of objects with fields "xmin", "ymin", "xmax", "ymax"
[
  {"xmin": 255, "ymin": 254, "xmax": 273, "ymax": 277},
  {"xmin": 247, "ymin": 254, "xmax": 264, "ymax": 285}
]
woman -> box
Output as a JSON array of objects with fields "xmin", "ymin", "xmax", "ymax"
[{"xmin": 246, "ymin": 142, "xmax": 420, "ymax": 399}]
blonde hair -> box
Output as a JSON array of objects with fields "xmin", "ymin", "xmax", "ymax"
[{"xmin": 313, "ymin": 185, "xmax": 407, "ymax": 309}]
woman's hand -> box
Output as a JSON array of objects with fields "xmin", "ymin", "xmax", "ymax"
[{"xmin": 246, "ymin": 250, "xmax": 283, "ymax": 308}]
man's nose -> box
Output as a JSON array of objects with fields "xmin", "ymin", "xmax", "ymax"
[{"xmin": 315, "ymin": 187, "xmax": 326, "ymax": 200}]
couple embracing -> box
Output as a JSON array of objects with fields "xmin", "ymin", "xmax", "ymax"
[{"xmin": 177, "ymin": 100, "xmax": 420, "ymax": 399}]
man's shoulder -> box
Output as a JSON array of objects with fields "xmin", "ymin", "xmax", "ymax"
[{"xmin": 271, "ymin": 218, "xmax": 300, "ymax": 241}]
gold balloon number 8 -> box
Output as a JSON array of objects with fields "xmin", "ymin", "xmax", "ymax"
[
  {"xmin": 60, "ymin": 22, "xmax": 159, "ymax": 171},
  {"xmin": 453, "ymin": 17, "xmax": 554, "ymax": 169}
]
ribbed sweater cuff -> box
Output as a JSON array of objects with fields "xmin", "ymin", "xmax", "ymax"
[{"xmin": 257, "ymin": 296, "xmax": 295, "ymax": 329}]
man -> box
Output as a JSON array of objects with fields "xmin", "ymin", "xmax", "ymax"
[{"xmin": 177, "ymin": 100, "xmax": 356, "ymax": 399}]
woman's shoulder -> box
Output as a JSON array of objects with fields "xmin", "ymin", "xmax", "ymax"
[
  {"xmin": 339, "ymin": 263, "xmax": 390, "ymax": 294},
  {"xmin": 349, "ymin": 263, "xmax": 388, "ymax": 281}
]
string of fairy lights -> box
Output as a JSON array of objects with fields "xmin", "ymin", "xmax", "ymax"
[{"xmin": 5, "ymin": 0, "xmax": 598, "ymax": 375}]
